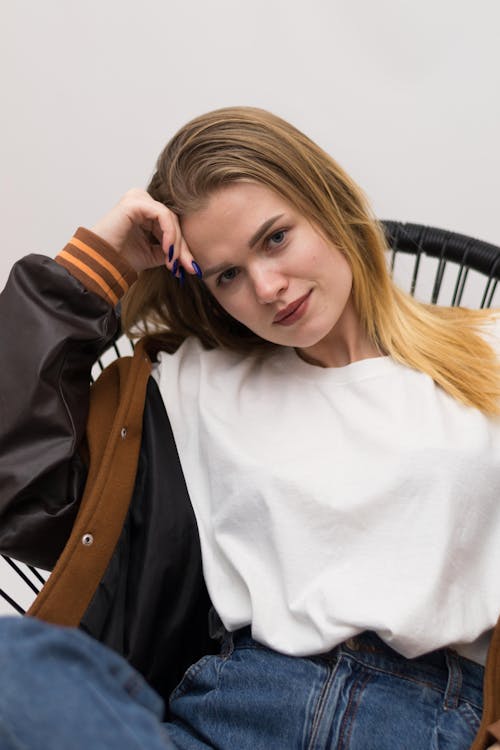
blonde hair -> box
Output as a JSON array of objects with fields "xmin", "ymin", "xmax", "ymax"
[{"xmin": 123, "ymin": 106, "xmax": 500, "ymax": 415}]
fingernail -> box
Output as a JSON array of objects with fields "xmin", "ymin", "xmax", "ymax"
[
  {"xmin": 179, "ymin": 268, "xmax": 185, "ymax": 287},
  {"xmin": 172, "ymin": 259, "xmax": 178, "ymax": 275},
  {"xmin": 168, "ymin": 244, "xmax": 174, "ymax": 262},
  {"xmin": 192, "ymin": 261, "xmax": 203, "ymax": 279}
]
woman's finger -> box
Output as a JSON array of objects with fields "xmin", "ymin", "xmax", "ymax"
[
  {"xmin": 178, "ymin": 235, "xmax": 201, "ymax": 278},
  {"xmin": 136, "ymin": 197, "xmax": 178, "ymax": 266},
  {"xmin": 122, "ymin": 189, "xmax": 180, "ymax": 265},
  {"xmin": 91, "ymin": 189, "xmax": 198, "ymax": 276},
  {"xmin": 165, "ymin": 218, "xmax": 183, "ymax": 279}
]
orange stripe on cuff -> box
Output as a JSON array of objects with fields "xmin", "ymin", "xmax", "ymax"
[
  {"xmin": 58, "ymin": 250, "xmax": 120, "ymax": 306},
  {"xmin": 69, "ymin": 236, "xmax": 129, "ymax": 294}
]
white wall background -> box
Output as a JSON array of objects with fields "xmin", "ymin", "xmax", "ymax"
[
  {"xmin": 1, "ymin": 0, "xmax": 500, "ymax": 288},
  {"xmin": 1, "ymin": 0, "xmax": 500, "ymax": 610}
]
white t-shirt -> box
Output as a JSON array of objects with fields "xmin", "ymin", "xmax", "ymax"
[{"xmin": 152, "ymin": 323, "xmax": 500, "ymax": 665}]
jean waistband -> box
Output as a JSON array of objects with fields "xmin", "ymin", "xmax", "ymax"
[{"xmin": 225, "ymin": 626, "xmax": 484, "ymax": 710}]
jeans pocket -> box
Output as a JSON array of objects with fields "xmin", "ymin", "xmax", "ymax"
[
  {"xmin": 457, "ymin": 699, "xmax": 482, "ymax": 735},
  {"xmin": 169, "ymin": 654, "xmax": 219, "ymax": 703},
  {"xmin": 436, "ymin": 698, "xmax": 482, "ymax": 750}
]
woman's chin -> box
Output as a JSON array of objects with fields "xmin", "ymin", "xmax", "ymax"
[{"xmin": 270, "ymin": 331, "xmax": 331, "ymax": 352}]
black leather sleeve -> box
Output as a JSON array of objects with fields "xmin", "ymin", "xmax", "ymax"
[{"xmin": 0, "ymin": 255, "xmax": 120, "ymax": 569}]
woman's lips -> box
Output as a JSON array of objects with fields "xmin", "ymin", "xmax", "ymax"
[{"xmin": 273, "ymin": 291, "xmax": 312, "ymax": 326}]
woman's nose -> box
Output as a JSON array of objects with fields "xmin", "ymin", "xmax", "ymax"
[{"xmin": 251, "ymin": 265, "xmax": 288, "ymax": 304}]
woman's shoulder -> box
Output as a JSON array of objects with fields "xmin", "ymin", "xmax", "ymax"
[
  {"xmin": 152, "ymin": 336, "xmax": 280, "ymax": 382},
  {"xmin": 155, "ymin": 336, "xmax": 252, "ymax": 367},
  {"xmin": 151, "ymin": 338, "xmax": 291, "ymax": 408}
]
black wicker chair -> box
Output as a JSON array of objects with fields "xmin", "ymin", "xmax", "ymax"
[
  {"xmin": 2, "ymin": 220, "xmax": 500, "ymax": 615},
  {"xmin": 384, "ymin": 221, "xmax": 500, "ymax": 307}
]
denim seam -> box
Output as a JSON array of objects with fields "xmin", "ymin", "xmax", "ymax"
[
  {"xmin": 306, "ymin": 657, "xmax": 342, "ymax": 749},
  {"xmin": 231, "ymin": 643, "xmax": 268, "ymax": 653},
  {"xmin": 169, "ymin": 654, "xmax": 215, "ymax": 701},
  {"xmin": 342, "ymin": 655, "xmax": 452, "ymax": 695},
  {"xmin": 341, "ymin": 654, "xmax": 482, "ymax": 713},
  {"xmin": 457, "ymin": 700, "xmax": 482, "ymax": 733},
  {"xmin": 443, "ymin": 650, "xmax": 462, "ymax": 710},
  {"xmin": 338, "ymin": 673, "xmax": 372, "ymax": 750}
]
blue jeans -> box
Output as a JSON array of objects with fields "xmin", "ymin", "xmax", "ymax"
[{"xmin": 0, "ymin": 617, "xmax": 484, "ymax": 749}]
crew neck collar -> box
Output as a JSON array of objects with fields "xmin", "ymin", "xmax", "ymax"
[{"xmin": 273, "ymin": 346, "xmax": 396, "ymax": 384}]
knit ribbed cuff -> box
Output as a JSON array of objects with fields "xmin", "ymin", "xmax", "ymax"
[{"xmin": 55, "ymin": 227, "xmax": 138, "ymax": 306}]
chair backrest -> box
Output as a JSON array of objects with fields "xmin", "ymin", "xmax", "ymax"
[
  {"xmin": 384, "ymin": 221, "xmax": 500, "ymax": 308},
  {"xmin": 2, "ymin": 220, "xmax": 500, "ymax": 615}
]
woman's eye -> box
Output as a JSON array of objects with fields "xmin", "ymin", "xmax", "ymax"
[
  {"xmin": 216, "ymin": 267, "xmax": 240, "ymax": 287},
  {"xmin": 267, "ymin": 230, "xmax": 286, "ymax": 247}
]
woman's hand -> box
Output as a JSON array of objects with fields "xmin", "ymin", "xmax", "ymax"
[{"xmin": 91, "ymin": 188, "xmax": 200, "ymax": 278}]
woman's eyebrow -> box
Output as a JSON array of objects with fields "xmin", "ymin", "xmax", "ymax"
[
  {"xmin": 203, "ymin": 214, "xmax": 285, "ymax": 280},
  {"xmin": 248, "ymin": 214, "xmax": 284, "ymax": 247},
  {"xmin": 203, "ymin": 261, "xmax": 234, "ymax": 281}
]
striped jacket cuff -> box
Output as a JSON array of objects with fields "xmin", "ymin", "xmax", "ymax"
[{"xmin": 55, "ymin": 228, "xmax": 138, "ymax": 306}]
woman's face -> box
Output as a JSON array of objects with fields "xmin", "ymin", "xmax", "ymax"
[{"xmin": 181, "ymin": 182, "xmax": 369, "ymax": 365}]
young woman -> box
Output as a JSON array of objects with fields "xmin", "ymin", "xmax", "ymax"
[{"xmin": 0, "ymin": 106, "xmax": 499, "ymax": 750}]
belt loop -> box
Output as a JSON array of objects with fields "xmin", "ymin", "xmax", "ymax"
[
  {"xmin": 220, "ymin": 628, "xmax": 235, "ymax": 658},
  {"xmin": 444, "ymin": 649, "xmax": 462, "ymax": 710},
  {"xmin": 208, "ymin": 606, "xmax": 225, "ymax": 641}
]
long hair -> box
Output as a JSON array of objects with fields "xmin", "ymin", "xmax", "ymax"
[{"xmin": 122, "ymin": 106, "xmax": 500, "ymax": 415}]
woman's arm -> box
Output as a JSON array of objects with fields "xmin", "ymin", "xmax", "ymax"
[
  {"xmin": 0, "ymin": 191, "xmax": 194, "ymax": 569},
  {"xmin": 0, "ymin": 250, "xmax": 121, "ymax": 568}
]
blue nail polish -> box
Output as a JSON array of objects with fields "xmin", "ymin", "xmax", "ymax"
[
  {"xmin": 168, "ymin": 244, "xmax": 174, "ymax": 262},
  {"xmin": 172, "ymin": 259, "xmax": 178, "ymax": 275},
  {"xmin": 192, "ymin": 261, "xmax": 203, "ymax": 279},
  {"xmin": 179, "ymin": 268, "xmax": 185, "ymax": 287}
]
